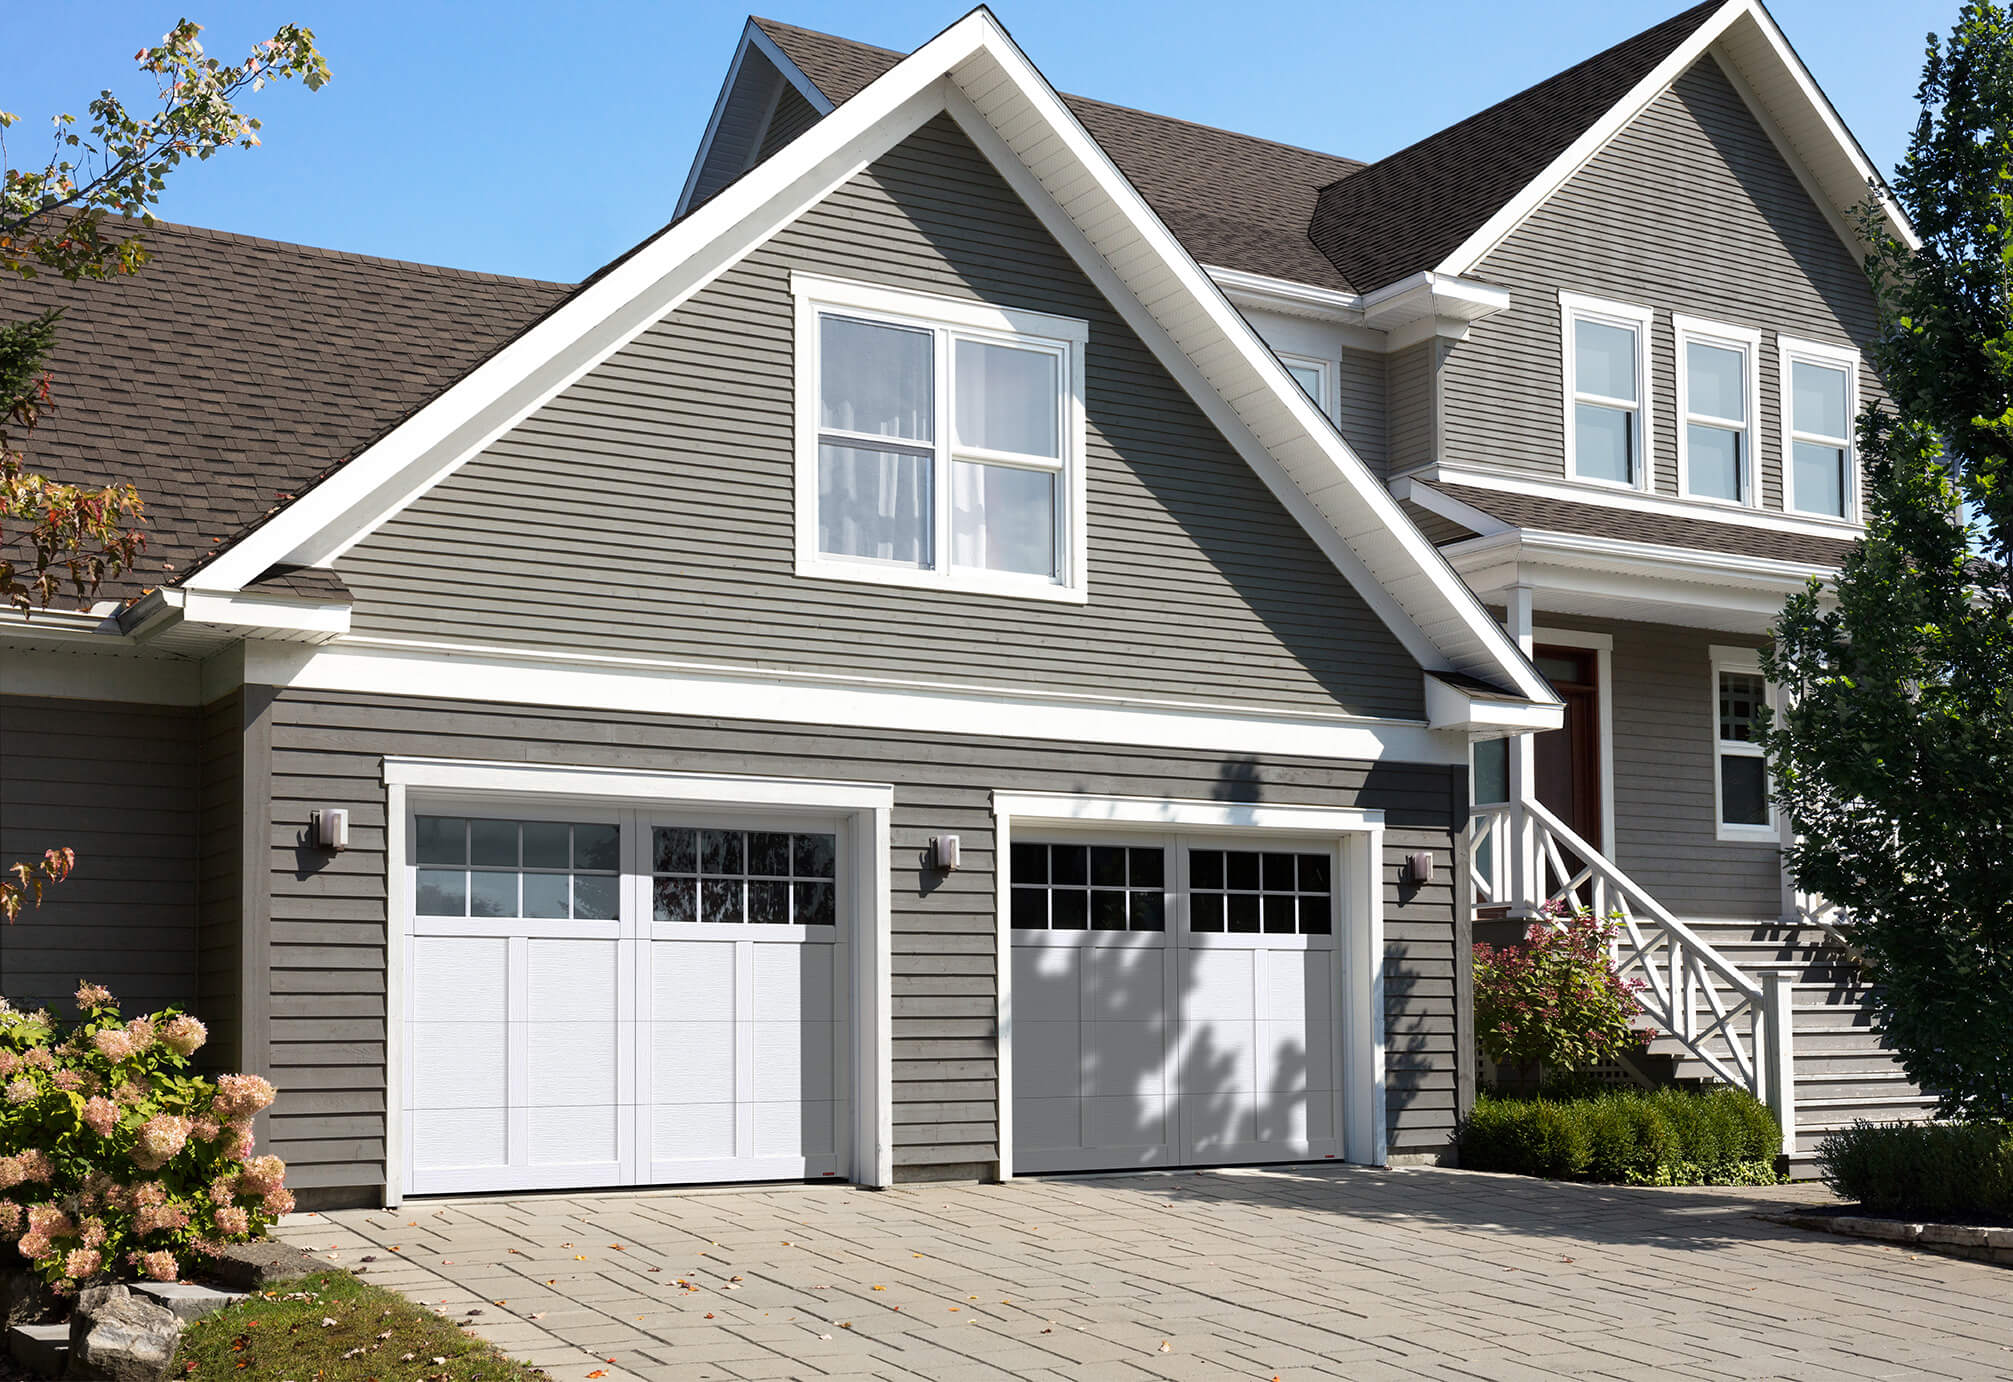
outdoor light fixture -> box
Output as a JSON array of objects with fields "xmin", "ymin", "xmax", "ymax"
[
  {"xmin": 311, "ymin": 808, "xmax": 350, "ymax": 852},
  {"xmin": 928, "ymin": 835, "xmax": 961, "ymax": 871},
  {"xmin": 1405, "ymin": 851, "xmax": 1434, "ymax": 885}
]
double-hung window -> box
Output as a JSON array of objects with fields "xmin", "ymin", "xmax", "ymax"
[
  {"xmin": 793, "ymin": 273, "xmax": 1088, "ymax": 601},
  {"xmin": 1711, "ymin": 646, "xmax": 1776, "ymax": 841},
  {"xmin": 1674, "ymin": 315, "xmax": 1762, "ymax": 506},
  {"xmin": 1779, "ymin": 336, "xmax": 1858, "ymax": 520},
  {"xmin": 1561, "ymin": 292, "xmax": 1653, "ymax": 490}
]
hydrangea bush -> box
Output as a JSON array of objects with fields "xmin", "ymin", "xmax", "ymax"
[
  {"xmin": 0, "ymin": 983, "xmax": 288, "ymax": 1291},
  {"xmin": 1473, "ymin": 900, "xmax": 1655, "ymax": 1079}
]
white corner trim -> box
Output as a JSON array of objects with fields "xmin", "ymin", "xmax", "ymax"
[
  {"xmin": 1435, "ymin": 0, "xmax": 1916, "ymax": 278},
  {"xmin": 382, "ymin": 780, "xmax": 408, "ymax": 1208},
  {"xmin": 790, "ymin": 272, "xmax": 1090, "ymax": 603},
  {"xmin": 1560, "ymin": 292, "xmax": 1656, "ymax": 493},
  {"xmin": 1776, "ymin": 334, "xmax": 1862, "ymax": 522},
  {"xmin": 1671, "ymin": 313, "xmax": 1765, "ymax": 509}
]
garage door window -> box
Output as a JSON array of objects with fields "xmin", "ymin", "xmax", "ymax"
[
  {"xmin": 1189, "ymin": 849, "xmax": 1331, "ymax": 935},
  {"xmin": 1008, "ymin": 842, "xmax": 1165, "ymax": 931},
  {"xmin": 651, "ymin": 827, "xmax": 838, "ymax": 926},
  {"xmin": 413, "ymin": 815, "xmax": 620, "ymax": 919}
]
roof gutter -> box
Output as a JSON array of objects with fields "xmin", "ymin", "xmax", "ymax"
[
  {"xmin": 1206, "ymin": 264, "xmax": 1511, "ymax": 351},
  {"xmin": 116, "ymin": 584, "xmax": 353, "ymax": 651}
]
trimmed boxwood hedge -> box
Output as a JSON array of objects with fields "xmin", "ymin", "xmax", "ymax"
[
  {"xmin": 1458, "ymin": 1086, "xmax": 1783, "ymax": 1185},
  {"xmin": 1818, "ymin": 1121, "xmax": 2013, "ymax": 1218}
]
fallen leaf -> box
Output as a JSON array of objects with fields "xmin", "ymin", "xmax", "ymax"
[
  {"xmin": 587, "ymin": 1373, "xmax": 605, "ymax": 1380},
  {"xmin": 1158, "ymin": 1341, "xmax": 1173, "ymax": 1353}
]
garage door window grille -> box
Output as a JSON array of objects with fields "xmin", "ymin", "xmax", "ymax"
[
  {"xmin": 1188, "ymin": 849, "xmax": 1331, "ymax": 935},
  {"xmin": 1009, "ymin": 843, "xmax": 1165, "ymax": 931},
  {"xmin": 652, "ymin": 827, "xmax": 838, "ymax": 926},
  {"xmin": 412, "ymin": 816, "xmax": 621, "ymax": 919}
]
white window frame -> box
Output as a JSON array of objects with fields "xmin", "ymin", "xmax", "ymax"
[
  {"xmin": 1278, "ymin": 350, "xmax": 1335, "ymax": 420},
  {"xmin": 1560, "ymin": 291, "xmax": 1655, "ymax": 493},
  {"xmin": 1709, "ymin": 646, "xmax": 1777, "ymax": 843},
  {"xmin": 1672, "ymin": 314, "xmax": 1763, "ymax": 509},
  {"xmin": 1777, "ymin": 334, "xmax": 1860, "ymax": 522},
  {"xmin": 792, "ymin": 272, "xmax": 1090, "ymax": 603}
]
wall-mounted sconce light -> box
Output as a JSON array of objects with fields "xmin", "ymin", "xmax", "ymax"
[
  {"xmin": 928, "ymin": 835, "xmax": 961, "ymax": 871},
  {"xmin": 1404, "ymin": 851, "xmax": 1434, "ymax": 885},
  {"xmin": 311, "ymin": 808, "xmax": 350, "ymax": 852}
]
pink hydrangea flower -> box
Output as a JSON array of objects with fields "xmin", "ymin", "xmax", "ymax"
[
  {"xmin": 261, "ymin": 1186, "xmax": 296, "ymax": 1217},
  {"xmin": 130, "ymin": 1115, "xmax": 192, "ymax": 1172},
  {"xmin": 16, "ymin": 1232, "xmax": 51, "ymax": 1263},
  {"xmin": 159, "ymin": 1016, "xmax": 207, "ymax": 1056},
  {"xmin": 112, "ymin": 1081, "xmax": 145, "ymax": 1106},
  {"xmin": 81, "ymin": 1097, "xmax": 119, "ymax": 1137},
  {"xmin": 133, "ymin": 1203, "xmax": 189, "ymax": 1235},
  {"xmin": 90, "ymin": 1030, "xmax": 136, "ymax": 1062},
  {"xmin": 25, "ymin": 1206, "xmax": 72, "ymax": 1239},
  {"xmin": 134, "ymin": 1250, "xmax": 177, "ymax": 1282},
  {"xmin": 79, "ymin": 1218, "xmax": 106, "ymax": 1250},
  {"xmin": 0, "ymin": 1052, "xmax": 19, "ymax": 1079},
  {"xmin": 237, "ymin": 1156, "xmax": 287, "ymax": 1197},
  {"xmin": 4, "ymin": 1079, "xmax": 34, "ymax": 1106},
  {"xmin": 213, "ymin": 1205, "xmax": 251, "ymax": 1237},
  {"xmin": 123, "ymin": 1018, "xmax": 157, "ymax": 1052},
  {"xmin": 20, "ymin": 1049, "xmax": 52, "ymax": 1072},
  {"xmin": 14, "ymin": 1151, "xmax": 52, "ymax": 1183},
  {"xmin": 62, "ymin": 1249, "xmax": 101, "ymax": 1281},
  {"xmin": 131, "ymin": 1183, "xmax": 168, "ymax": 1211},
  {"xmin": 212, "ymin": 1074, "xmax": 277, "ymax": 1120},
  {"xmin": 206, "ymin": 1175, "xmax": 238, "ymax": 1207},
  {"xmin": 51, "ymin": 1070, "xmax": 81, "ymax": 1092},
  {"xmin": 190, "ymin": 1117, "xmax": 220, "ymax": 1143},
  {"xmin": 0, "ymin": 1203, "xmax": 21, "ymax": 1237},
  {"xmin": 74, "ymin": 983, "xmax": 112, "ymax": 1010}
]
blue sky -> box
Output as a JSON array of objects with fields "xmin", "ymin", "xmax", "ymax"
[{"xmin": 5, "ymin": 1, "xmax": 1954, "ymax": 283}]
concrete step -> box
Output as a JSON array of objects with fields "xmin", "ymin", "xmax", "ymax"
[
  {"xmin": 9, "ymin": 1322, "xmax": 67, "ymax": 1378},
  {"xmin": 134, "ymin": 1281, "xmax": 247, "ymax": 1320}
]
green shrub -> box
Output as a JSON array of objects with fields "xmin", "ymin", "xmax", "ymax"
[
  {"xmin": 1818, "ymin": 1122, "xmax": 2013, "ymax": 1218},
  {"xmin": 0, "ymin": 985, "xmax": 289, "ymax": 1291},
  {"xmin": 1458, "ymin": 1086, "xmax": 1782, "ymax": 1185}
]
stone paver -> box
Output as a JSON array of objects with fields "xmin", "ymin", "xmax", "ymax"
[{"xmin": 276, "ymin": 1166, "xmax": 2013, "ymax": 1381}]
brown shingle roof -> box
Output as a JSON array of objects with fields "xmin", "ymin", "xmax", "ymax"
[
  {"xmin": 753, "ymin": 17, "xmax": 1362, "ymax": 292},
  {"xmin": 1307, "ymin": 0, "xmax": 1723, "ymax": 290},
  {"xmin": 1, "ymin": 220, "xmax": 571, "ymax": 600},
  {"xmin": 1429, "ymin": 482, "xmax": 1862, "ymax": 567}
]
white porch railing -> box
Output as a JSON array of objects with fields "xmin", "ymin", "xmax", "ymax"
[{"xmin": 1467, "ymin": 797, "xmax": 1797, "ymax": 1155}]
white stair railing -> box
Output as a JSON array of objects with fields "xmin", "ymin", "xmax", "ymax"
[{"xmin": 1465, "ymin": 797, "xmax": 1797, "ymax": 1155}]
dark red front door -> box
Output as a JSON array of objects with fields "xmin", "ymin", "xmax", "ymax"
[{"xmin": 1532, "ymin": 645, "xmax": 1602, "ymax": 850}]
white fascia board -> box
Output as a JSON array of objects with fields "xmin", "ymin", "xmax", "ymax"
[
  {"xmin": 991, "ymin": 790, "xmax": 1384, "ymax": 835},
  {"xmin": 1435, "ymin": 0, "xmax": 1916, "ymax": 279},
  {"xmin": 197, "ymin": 7, "xmax": 1548, "ymax": 710},
  {"xmin": 1390, "ymin": 476, "xmax": 1514, "ymax": 537},
  {"xmin": 1443, "ymin": 528, "xmax": 1832, "ymax": 598},
  {"xmin": 0, "ymin": 642, "xmax": 202, "ymax": 705},
  {"xmin": 253, "ymin": 637, "xmax": 1470, "ymax": 766},
  {"xmin": 1423, "ymin": 676, "xmax": 1562, "ymax": 735},
  {"xmin": 937, "ymin": 52, "xmax": 1554, "ymax": 707},
  {"xmin": 1358, "ymin": 271, "xmax": 1512, "ymax": 328},
  {"xmin": 191, "ymin": 22, "xmax": 981, "ymax": 592},
  {"xmin": 383, "ymin": 755, "xmax": 893, "ymax": 812},
  {"xmin": 1424, "ymin": 463, "xmax": 1865, "ymax": 542},
  {"xmin": 122, "ymin": 585, "xmax": 352, "ymax": 644},
  {"xmin": 1205, "ymin": 264, "xmax": 1364, "ymax": 323}
]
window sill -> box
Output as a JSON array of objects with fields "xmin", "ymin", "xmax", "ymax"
[
  {"xmin": 1715, "ymin": 823, "xmax": 1781, "ymax": 845},
  {"xmin": 796, "ymin": 554, "xmax": 1089, "ymax": 605}
]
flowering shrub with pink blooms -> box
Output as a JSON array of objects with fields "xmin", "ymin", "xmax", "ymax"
[
  {"xmin": 0, "ymin": 984, "xmax": 288, "ymax": 1291},
  {"xmin": 1472, "ymin": 901, "xmax": 1656, "ymax": 1079}
]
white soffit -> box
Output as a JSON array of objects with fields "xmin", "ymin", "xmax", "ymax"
[
  {"xmin": 186, "ymin": 10, "xmax": 1551, "ymax": 707},
  {"xmin": 1435, "ymin": 0, "xmax": 1917, "ymax": 278}
]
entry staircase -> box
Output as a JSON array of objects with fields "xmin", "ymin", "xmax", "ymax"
[{"xmin": 1466, "ymin": 798, "xmax": 1934, "ymax": 1175}]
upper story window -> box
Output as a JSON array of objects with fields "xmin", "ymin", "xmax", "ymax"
[
  {"xmin": 1560, "ymin": 292, "xmax": 1654, "ymax": 491},
  {"xmin": 1711, "ymin": 646, "xmax": 1776, "ymax": 842},
  {"xmin": 1279, "ymin": 351, "xmax": 1331, "ymax": 414},
  {"xmin": 1674, "ymin": 315, "xmax": 1762, "ymax": 507},
  {"xmin": 792, "ymin": 272, "xmax": 1089, "ymax": 603},
  {"xmin": 1779, "ymin": 335, "xmax": 1858, "ymax": 520}
]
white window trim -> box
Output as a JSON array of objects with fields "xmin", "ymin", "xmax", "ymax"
[
  {"xmin": 1560, "ymin": 291, "xmax": 1655, "ymax": 493},
  {"xmin": 791, "ymin": 272, "xmax": 1090, "ymax": 604},
  {"xmin": 1777, "ymin": 334, "xmax": 1861, "ymax": 522},
  {"xmin": 1709, "ymin": 646, "xmax": 1778, "ymax": 843},
  {"xmin": 1672, "ymin": 314, "xmax": 1764, "ymax": 509},
  {"xmin": 989, "ymin": 790, "xmax": 1385, "ymax": 1178},
  {"xmin": 380, "ymin": 756, "xmax": 895, "ymax": 1205},
  {"xmin": 1277, "ymin": 349, "xmax": 1336, "ymax": 422}
]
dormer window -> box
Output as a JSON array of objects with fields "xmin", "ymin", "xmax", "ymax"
[
  {"xmin": 1560, "ymin": 293, "xmax": 1653, "ymax": 490},
  {"xmin": 792, "ymin": 273, "xmax": 1089, "ymax": 602},
  {"xmin": 1674, "ymin": 316, "xmax": 1762, "ymax": 507}
]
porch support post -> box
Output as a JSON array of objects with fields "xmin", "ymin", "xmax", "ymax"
[
  {"xmin": 1504, "ymin": 585, "xmax": 1537, "ymax": 915},
  {"xmin": 1762, "ymin": 970, "xmax": 1797, "ymax": 1157}
]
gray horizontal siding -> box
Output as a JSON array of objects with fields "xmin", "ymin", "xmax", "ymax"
[
  {"xmin": 197, "ymin": 692, "xmax": 246, "ymax": 1071},
  {"xmin": 0, "ymin": 696, "xmax": 198, "ymax": 1014},
  {"xmin": 1335, "ymin": 348, "xmax": 1387, "ymax": 479},
  {"xmin": 1444, "ymin": 56, "xmax": 1882, "ymax": 507},
  {"xmin": 338, "ymin": 114, "xmax": 1424, "ymax": 723},
  {"xmin": 757, "ymin": 82, "xmax": 822, "ymax": 162},
  {"xmin": 688, "ymin": 49, "xmax": 786, "ymax": 209},
  {"xmin": 260, "ymin": 686, "xmax": 1464, "ymax": 1200},
  {"xmin": 1537, "ymin": 613, "xmax": 1783, "ymax": 917},
  {"xmin": 1385, "ymin": 339, "xmax": 1441, "ymax": 477}
]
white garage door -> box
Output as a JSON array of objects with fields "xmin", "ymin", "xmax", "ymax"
[
  {"xmin": 404, "ymin": 810, "xmax": 848, "ymax": 1196},
  {"xmin": 1012, "ymin": 836, "xmax": 1343, "ymax": 1174}
]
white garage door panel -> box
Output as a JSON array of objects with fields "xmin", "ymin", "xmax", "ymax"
[{"xmin": 1011, "ymin": 836, "xmax": 1345, "ymax": 1175}]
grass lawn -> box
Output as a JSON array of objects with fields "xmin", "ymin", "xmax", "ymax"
[{"xmin": 175, "ymin": 1271, "xmax": 547, "ymax": 1382}]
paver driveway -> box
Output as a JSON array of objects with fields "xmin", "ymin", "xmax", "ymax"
[{"xmin": 278, "ymin": 1165, "xmax": 2013, "ymax": 1381}]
